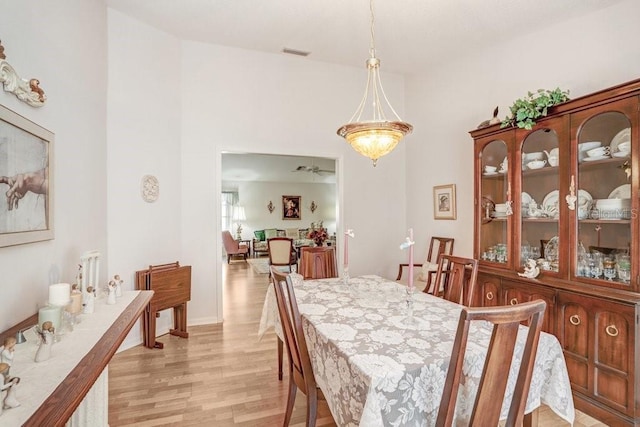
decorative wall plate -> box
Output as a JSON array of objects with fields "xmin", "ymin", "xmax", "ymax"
[{"xmin": 141, "ymin": 175, "xmax": 159, "ymax": 202}]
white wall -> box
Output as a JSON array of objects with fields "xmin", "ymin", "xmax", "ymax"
[
  {"xmin": 405, "ymin": 0, "xmax": 640, "ymax": 260},
  {"xmin": 180, "ymin": 41, "xmax": 408, "ymax": 322},
  {"xmin": 224, "ymin": 181, "xmax": 337, "ymax": 237},
  {"xmin": 0, "ymin": 1, "xmax": 107, "ymax": 332},
  {"xmin": 106, "ymin": 9, "xmax": 183, "ymax": 347}
]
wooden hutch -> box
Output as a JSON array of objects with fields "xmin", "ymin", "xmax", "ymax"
[{"xmin": 470, "ymin": 78, "xmax": 640, "ymax": 426}]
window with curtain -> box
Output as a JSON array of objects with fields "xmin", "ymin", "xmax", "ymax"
[{"xmin": 221, "ymin": 191, "xmax": 238, "ymax": 232}]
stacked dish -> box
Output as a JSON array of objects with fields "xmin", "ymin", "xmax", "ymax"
[
  {"xmin": 522, "ymin": 152, "xmax": 544, "ymax": 167},
  {"xmin": 492, "ymin": 203, "xmax": 508, "ymax": 218},
  {"xmin": 577, "ymin": 141, "xmax": 602, "ymax": 162},
  {"xmin": 591, "ymin": 198, "xmax": 631, "ymax": 219},
  {"xmin": 610, "ymin": 128, "xmax": 631, "ymax": 158}
]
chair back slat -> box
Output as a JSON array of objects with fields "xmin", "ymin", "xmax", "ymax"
[
  {"xmin": 420, "ymin": 237, "xmax": 454, "ymax": 292},
  {"xmin": 436, "ymin": 300, "xmax": 546, "ymax": 427},
  {"xmin": 427, "ymin": 237, "xmax": 455, "ymax": 264},
  {"xmin": 428, "ymin": 254, "xmax": 479, "ymax": 306},
  {"xmin": 270, "ymin": 267, "xmax": 317, "ymax": 396}
]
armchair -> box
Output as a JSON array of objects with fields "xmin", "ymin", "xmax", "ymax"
[{"xmin": 222, "ymin": 231, "xmax": 249, "ymax": 263}]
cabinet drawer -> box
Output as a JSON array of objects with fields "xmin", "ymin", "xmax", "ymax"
[
  {"xmin": 475, "ymin": 274, "xmax": 500, "ymax": 307},
  {"xmin": 557, "ymin": 291, "xmax": 636, "ymax": 415},
  {"xmin": 501, "ymin": 280, "xmax": 555, "ymax": 333}
]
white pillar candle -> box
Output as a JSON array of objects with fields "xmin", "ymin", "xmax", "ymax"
[
  {"xmin": 49, "ymin": 283, "xmax": 71, "ymax": 306},
  {"xmin": 38, "ymin": 305, "xmax": 62, "ymax": 331}
]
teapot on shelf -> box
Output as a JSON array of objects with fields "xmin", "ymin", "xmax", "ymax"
[{"xmin": 544, "ymin": 148, "xmax": 559, "ymax": 167}]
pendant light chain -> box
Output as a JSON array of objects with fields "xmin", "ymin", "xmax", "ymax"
[
  {"xmin": 336, "ymin": 0, "xmax": 413, "ymax": 166},
  {"xmin": 369, "ymin": 0, "xmax": 376, "ymax": 59}
]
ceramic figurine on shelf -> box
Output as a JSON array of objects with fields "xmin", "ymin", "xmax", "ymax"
[
  {"xmin": 35, "ymin": 321, "xmax": 55, "ymax": 363},
  {"xmin": 83, "ymin": 285, "xmax": 95, "ymax": 314},
  {"xmin": 107, "ymin": 280, "xmax": 117, "ymax": 305},
  {"xmin": 113, "ymin": 274, "xmax": 123, "ymax": 297},
  {"xmin": 518, "ymin": 259, "xmax": 540, "ymax": 279},
  {"xmin": 0, "ymin": 363, "xmax": 20, "ymax": 413},
  {"xmin": 0, "ymin": 337, "xmax": 16, "ymax": 375}
]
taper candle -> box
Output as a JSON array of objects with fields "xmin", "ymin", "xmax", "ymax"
[
  {"xmin": 344, "ymin": 233, "xmax": 348, "ymax": 267},
  {"xmin": 408, "ymin": 228, "xmax": 414, "ymax": 289}
]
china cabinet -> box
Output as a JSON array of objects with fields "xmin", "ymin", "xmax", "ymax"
[{"xmin": 471, "ymin": 78, "xmax": 640, "ymax": 426}]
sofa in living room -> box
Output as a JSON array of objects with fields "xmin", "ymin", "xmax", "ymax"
[{"xmin": 252, "ymin": 228, "xmax": 313, "ymax": 257}]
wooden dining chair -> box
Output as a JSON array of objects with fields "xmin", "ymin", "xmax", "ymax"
[
  {"xmin": 426, "ymin": 254, "xmax": 478, "ymax": 307},
  {"xmin": 299, "ymin": 246, "xmax": 338, "ymax": 279},
  {"xmin": 268, "ymin": 237, "xmax": 297, "ymax": 272},
  {"xmin": 397, "ymin": 236, "xmax": 454, "ymax": 290},
  {"xmin": 436, "ymin": 299, "xmax": 547, "ymax": 427},
  {"xmin": 270, "ymin": 267, "xmax": 324, "ymax": 427}
]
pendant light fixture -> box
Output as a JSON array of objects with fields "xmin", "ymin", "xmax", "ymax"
[{"xmin": 337, "ymin": 0, "xmax": 413, "ymax": 167}]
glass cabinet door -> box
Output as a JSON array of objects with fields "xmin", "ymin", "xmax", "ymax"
[
  {"xmin": 520, "ymin": 128, "xmax": 561, "ymax": 273},
  {"xmin": 479, "ymin": 139, "xmax": 510, "ymax": 267},
  {"xmin": 572, "ymin": 99, "xmax": 634, "ymax": 288}
]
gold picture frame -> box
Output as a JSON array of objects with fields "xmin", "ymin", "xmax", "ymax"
[
  {"xmin": 433, "ymin": 184, "xmax": 456, "ymax": 220},
  {"xmin": 282, "ymin": 195, "xmax": 301, "ymax": 220},
  {"xmin": 0, "ymin": 104, "xmax": 54, "ymax": 246}
]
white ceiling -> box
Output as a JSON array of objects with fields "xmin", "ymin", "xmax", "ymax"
[
  {"xmin": 222, "ymin": 153, "xmax": 336, "ymax": 184},
  {"xmin": 106, "ymin": 0, "xmax": 623, "ymax": 75},
  {"xmin": 107, "ymin": 0, "xmax": 624, "ymax": 182}
]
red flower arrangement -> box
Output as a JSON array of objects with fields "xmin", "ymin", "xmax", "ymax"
[{"xmin": 308, "ymin": 221, "xmax": 328, "ymax": 246}]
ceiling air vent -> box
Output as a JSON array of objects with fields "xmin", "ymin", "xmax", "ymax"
[{"xmin": 282, "ymin": 47, "xmax": 310, "ymax": 57}]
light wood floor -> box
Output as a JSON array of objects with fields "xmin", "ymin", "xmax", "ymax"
[{"xmin": 109, "ymin": 260, "xmax": 607, "ymax": 426}]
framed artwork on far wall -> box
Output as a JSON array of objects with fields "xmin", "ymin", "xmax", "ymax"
[
  {"xmin": 433, "ymin": 184, "xmax": 456, "ymax": 220},
  {"xmin": 0, "ymin": 104, "xmax": 55, "ymax": 247},
  {"xmin": 282, "ymin": 195, "xmax": 301, "ymax": 220}
]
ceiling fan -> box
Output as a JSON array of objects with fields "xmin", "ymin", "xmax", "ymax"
[{"xmin": 293, "ymin": 165, "xmax": 334, "ymax": 175}]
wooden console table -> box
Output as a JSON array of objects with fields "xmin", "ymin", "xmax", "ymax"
[{"xmin": 0, "ymin": 290, "xmax": 152, "ymax": 427}]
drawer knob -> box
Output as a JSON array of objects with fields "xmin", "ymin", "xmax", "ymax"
[
  {"xmin": 510, "ymin": 298, "xmax": 518, "ymax": 305},
  {"xmin": 569, "ymin": 315, "xmax": 581, "ymax": 326},
  {"xmin": 606, "ymin": 325, "xmax": 619, "ymax": 337},
  {"xmin": 486, "ymin": 291, "xmax": 494, "ymax": 301}
]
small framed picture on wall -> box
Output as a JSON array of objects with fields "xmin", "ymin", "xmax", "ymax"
[
  {"xmin": 282, "ymin": 195, "xmax": 301, "ymax": 220},
  {"xmin": 433, "ymin": 184, "xmax": 456, "ymax": 220}
]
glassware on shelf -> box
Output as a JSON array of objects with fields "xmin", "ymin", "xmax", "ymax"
[
  {"xmin": 587, "ymin": 252, "xmax": 603, "ymax": 279},
  {"xmin": 603, "ymin": 257, "xmax": 617, "ymax": 281},
  {"xmin": 495, "ymin": 243, "xmax": 507, "ymax": 263},
  {"xmin": 530, "ymin": 246, "xmax": 541, "ymax": 261},
  {"xmin": 616, "ymin": 254, "xmax": 631, "ymax": 283},
  {"xmin": 521, "ymin": 243, "xmax": 531, "ymax": 267},
  {"xmin": 486, "ymin": 246, "xmax": 496, "ymax": 262},
  {"xmin": 576, "ymin": 242, "xmax": 589, "ymax": 277},
  {"xmin": 543, "ymin": 237, "xmax": 559, "ymax": 271}
]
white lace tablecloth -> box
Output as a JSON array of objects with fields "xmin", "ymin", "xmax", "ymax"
[{"xmin": 259, "ymin": 275, "xmax": 575, "ymax": 427}]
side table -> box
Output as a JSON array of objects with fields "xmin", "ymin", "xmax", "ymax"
[{"xmin": 238, "ymin": 239, "xmax": 251, "ymax": 257}]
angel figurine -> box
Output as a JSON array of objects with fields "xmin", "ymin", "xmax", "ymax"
[
  {"xmin": 0, "ymin": 363, "xmax": 20, "ymax": 413},
  {"xmin": 113, "ymin": 274, "xmax": 123, "ymax": 297},
  {"xmin": 82, "ymin": 285, "xmax": 95, "ymax": 314},
  {"xmin": 35, "ymin": 321, "xmax": 55, "ymax": 363},
  {"xmin": 107, "ymin": 280, "xmax": 117, "ymax": 305},
  {"xmin": 0, "ymin": 337, "xmax": 16, "ymax": 375},
  {"xmin": 518, "ymin": 259, "xmax": 541, "ymax": 279}
]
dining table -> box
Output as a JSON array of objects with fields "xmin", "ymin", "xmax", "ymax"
[{"xmin": 258, "ymin": 274, "xmax": 575, "ymax": 427}]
